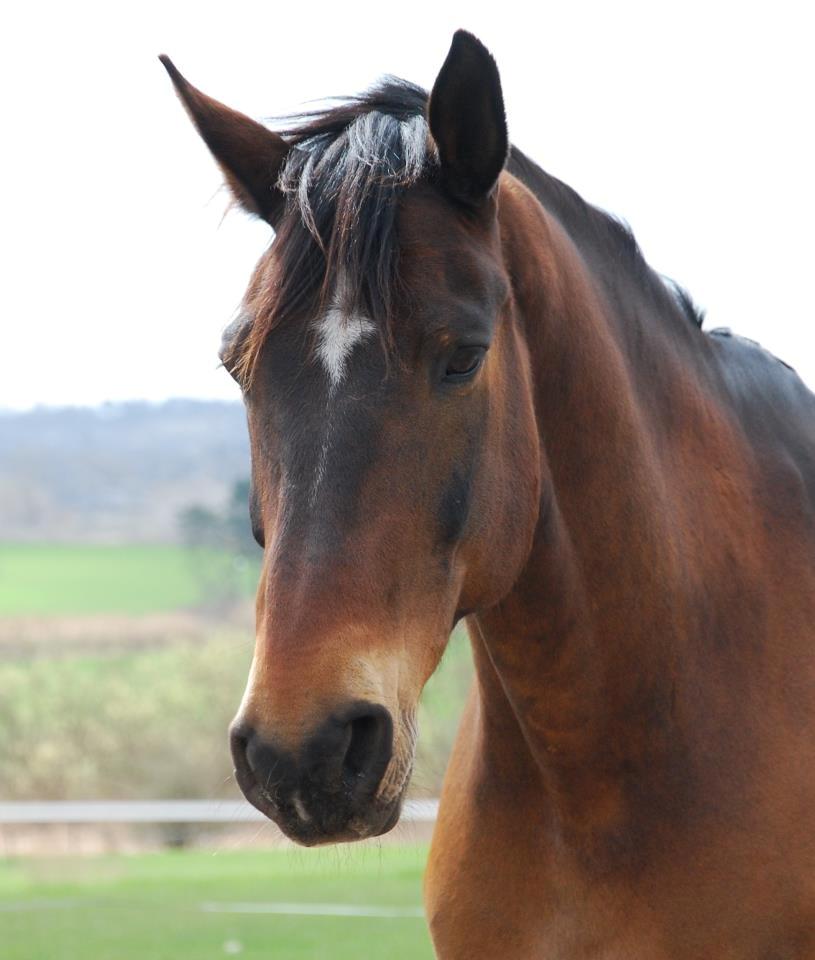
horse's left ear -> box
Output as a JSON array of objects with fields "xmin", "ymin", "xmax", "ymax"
[
  {"xmin": 160, "ymin": 55, "xmax": 289, "ymax": 226},
  {"xmin": 428, "ymin": 31, "xmax": 508, "ymax": 207}
]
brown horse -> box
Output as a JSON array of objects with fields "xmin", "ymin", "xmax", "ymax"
[{"xmin": 162, "ymin": 31, "xmax": 815, "ymax": 958}]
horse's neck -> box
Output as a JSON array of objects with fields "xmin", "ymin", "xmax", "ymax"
[{"xmin": 475, "ymin": 176, "xmax": 707, "ymax": 824}]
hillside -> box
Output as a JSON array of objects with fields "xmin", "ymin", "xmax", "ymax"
[{"xmin": 0, "ymin": 400, "xmax": 250, "ymax": 543}]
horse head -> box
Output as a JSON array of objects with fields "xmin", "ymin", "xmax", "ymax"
[{"xmin": 163, "ymin": 32, "xmax": 541, "ymax": 845}]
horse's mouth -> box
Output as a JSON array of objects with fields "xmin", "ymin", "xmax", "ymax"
[
  {"xmin": 233, "ymin": 746, "xmax": 410, "ymax": 846},
  {"xmin": 235, "ymin": 764, "xmax": 405, "ymax": 845}
]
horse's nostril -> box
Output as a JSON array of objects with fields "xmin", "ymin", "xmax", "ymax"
[
  {"xmin": 344, "ymin": 714, "xmax": 380, "ymax": 776},
  {"xmin": 230, "ymin": 722, "xmax": 298, "ymax": 810},
  {"xmin": 229, "ymin": 725, "xmax": 250, "ymax": 775},
  {"xmin": 341, "ymin": 704, "xmax": 393, "ymax": 793}
]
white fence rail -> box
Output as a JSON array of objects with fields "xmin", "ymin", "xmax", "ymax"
[{"xmin": 0, "ymin": 799, "xmax": 439, "ymax": 825}]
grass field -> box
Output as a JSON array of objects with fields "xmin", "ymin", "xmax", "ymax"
[
  {"xmin": 0, "ymin": 544, "xmax": 259, "ymax": 616},
  {"xmin": 0, "ymin": 846, "xmax": 434, "ymax": 959}
]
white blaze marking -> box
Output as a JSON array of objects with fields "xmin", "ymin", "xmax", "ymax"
[
  {"xmin": 310, "ymin": 304, "xmax": 375, "ymax": 502},
  {"xmin": 314, "ymin": 307, "xmax": 375, "ymax": 389}
]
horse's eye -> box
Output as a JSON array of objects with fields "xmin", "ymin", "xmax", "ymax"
[{"xmin": 444, "ymin": 346, "xmax": 486, "ymax": 382}]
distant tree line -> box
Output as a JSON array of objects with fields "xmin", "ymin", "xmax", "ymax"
[
  {"xmin": 178, "ymin": 478, "xmax": 257, "ymax": 557},
  {"xmin": 177, "ymin": 479, "xmax": 261, "ymax": 614},
  {"xmin": 0, "ymin": 400, "xmax": 250, "ymax": 543}
]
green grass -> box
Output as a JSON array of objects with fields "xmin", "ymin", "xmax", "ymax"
[
  {"xmin": 0, "ymin": 847, "xmax": 434, "ymax": 960},
  {"xmin": 0, "ymin": 544, "xmax": 259, "ymax": 616}
]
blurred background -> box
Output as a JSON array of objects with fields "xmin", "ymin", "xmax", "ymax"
[{"xmin": 1, "ymin": 1, "xmax": 812, "ymax": 957}]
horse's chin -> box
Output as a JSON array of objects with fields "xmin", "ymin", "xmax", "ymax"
[
  {"xmin": 249, "ymin": 788, "xmax": 406, "ymax": 847},
  {"xmin": 298, "ymin": 797, "xmax": 404, "ymax": 847}
]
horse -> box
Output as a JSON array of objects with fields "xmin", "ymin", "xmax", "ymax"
[{"xmin": 162, "ymin": 31, "xmax": 815, "ymax": 958}]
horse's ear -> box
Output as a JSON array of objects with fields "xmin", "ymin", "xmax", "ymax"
[
  {"xmin": 160, "ymin": 56, "xmax": 288, "ymax": 226},
  {"xmin": 428, "ymin": 31, "xmax": 508, "ymax": 206}
]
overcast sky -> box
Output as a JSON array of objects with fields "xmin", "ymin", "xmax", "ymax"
[{"xmin": 2, "ymin": 0, "xmax": 812, "ymax": 409}]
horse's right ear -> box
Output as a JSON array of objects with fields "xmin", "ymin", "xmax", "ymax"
[
  {"xmin": 160, "ymin": 56, "xmax": 288, "ymax": 227},
  {"xmin": 428, "ymin": 31, "xmax": 508, "ymax": 207}
]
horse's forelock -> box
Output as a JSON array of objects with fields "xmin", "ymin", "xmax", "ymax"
[{"xmin": 233, "ymin": 82, "xmax": 434, "ymax": 387}]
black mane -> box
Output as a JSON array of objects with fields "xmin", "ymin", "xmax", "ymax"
[{"xmin": 507, "ymin": 147, "xmax": 704, "ymax": 330}]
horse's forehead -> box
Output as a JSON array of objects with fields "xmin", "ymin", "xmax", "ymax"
[{"xmin": 230, "ymin": 186, "xmax": 504, "ymax": 380}]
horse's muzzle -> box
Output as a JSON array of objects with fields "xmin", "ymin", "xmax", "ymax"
[{"xmin": 229, "ymin": 701, "xmax": 398, "ymax": 844}]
